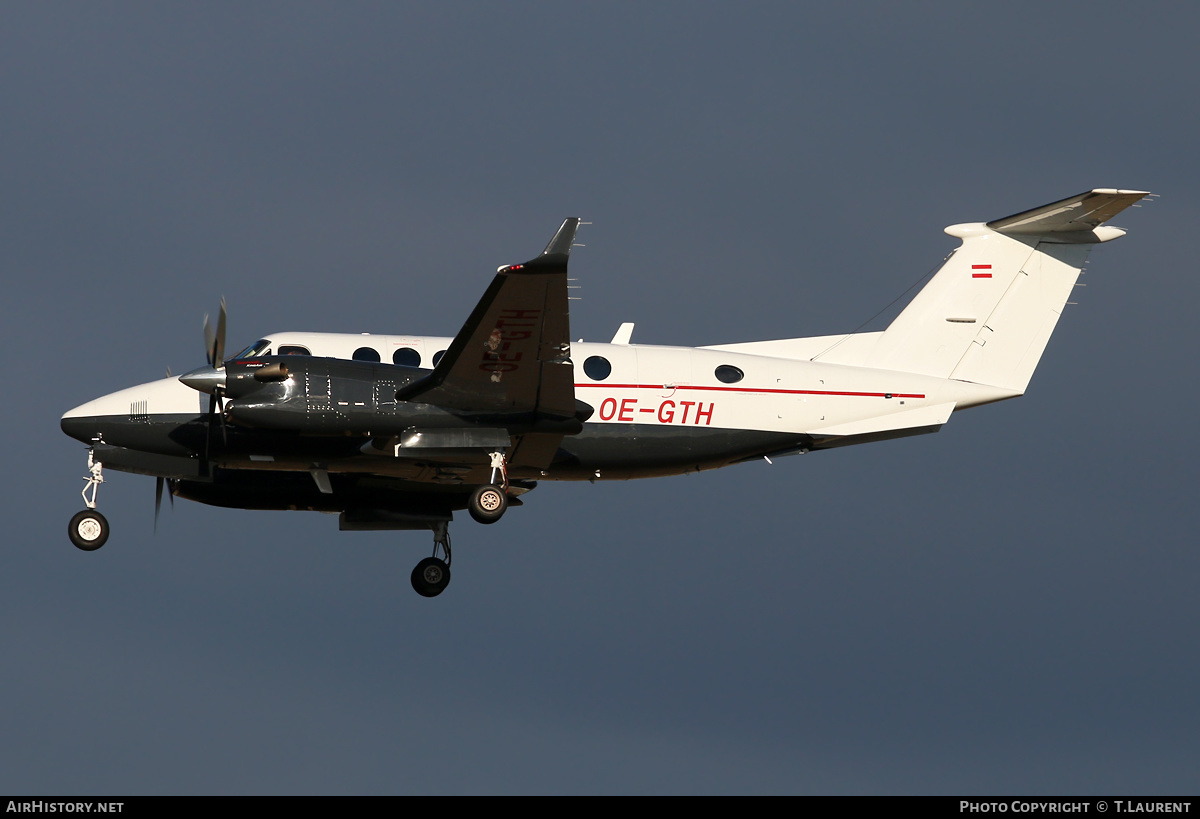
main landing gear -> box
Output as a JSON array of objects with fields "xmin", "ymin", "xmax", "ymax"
[
  {"xmin": 409, "ymin": 451, "xmax": 512, "ymax": 598},
  {"xmin": 69, "ymin": 449, "xmax": 109, "ymax": 551},
  {"xmin": 467, "ymin": 451, "xmax": 509, "ymax": 525},
  {"xmin": 411, "ymin": 521, "xmax": 452, "ymax": 598}
]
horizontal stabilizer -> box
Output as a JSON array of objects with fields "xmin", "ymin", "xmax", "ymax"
[{"xmin": 987, "ymin": 188, "xmax": 1147, "ymax": 238}]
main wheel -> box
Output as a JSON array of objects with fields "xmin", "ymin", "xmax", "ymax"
[
  {"xmin": 468, "ymin": 484, "xmax": 507, "ymax": 525},
  {"xmin": 69, "ymin": 509, "xmax": 109, "ymax": 551},
  {"xmin": 411, "ymin": 557, "xmax": 451, "ymax": 597}
]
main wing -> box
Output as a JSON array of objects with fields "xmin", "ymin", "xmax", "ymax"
[{"xmin": 396, "ymin": 218, "xmax": 581, "ymax": 421}]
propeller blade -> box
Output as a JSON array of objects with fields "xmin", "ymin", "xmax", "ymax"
[
  {"xmin": 203, "ymin": 314, "xmax": 215, "ymax": 368},
  {"xmin": 213, "ymin": 297, "xmax": 226, "ymax": 366},
  {"xmin": 203, "ymin": 298, "xmax": 227, "ymax": 367},
  {"xmin": 199, "ymin": 297, "xmax": 229, "ymax": 473},
  {"xmin": 205, "ymin": 393, "xmax": 217, "ymax": 462},
  {"xmin": 155, "ymin": 477, "xmax": 178, "ymax": 532},
  {"xmin": 155, "ymin": 476, "xmax": 163, "ymax": 533}
]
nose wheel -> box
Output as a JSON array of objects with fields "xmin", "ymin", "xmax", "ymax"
[{"xmin": 69, "ymin": 509, "xmax": 109, "ymax": 551}]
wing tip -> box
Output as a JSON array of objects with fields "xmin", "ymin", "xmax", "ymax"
[
  {"xmin": 505, "ymin": 218, "xmax": 582, "ymax": 273},
  {"xmin": 542, "ymin": 217, "xmax": 582, "ymax": 257}
]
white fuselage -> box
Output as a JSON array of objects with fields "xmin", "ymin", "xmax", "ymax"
[{"xmin": 64, "ymin": 329, "xmax": 1015, "ymax": 449}]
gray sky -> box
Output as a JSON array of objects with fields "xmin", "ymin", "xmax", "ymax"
[{"xmin": 3, "ymin": 2, "xmax": 1197, "ymax": 794}]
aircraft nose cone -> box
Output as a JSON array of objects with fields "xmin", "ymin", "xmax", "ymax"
[
  {"xmin": 180, "ymin": 366, "xmax": 227, "ymax": 395},
  {"xmin": 60, "ymin": 413, "xmax": 99, "ymax": 444}
]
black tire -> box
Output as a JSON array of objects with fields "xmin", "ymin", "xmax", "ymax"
[
  {"xmin": 411, "ymin": 557, "xmax": 451, "ymax": 598},
  {"xmin": 468, "ymin": 484, "xmax": 507, "ymax": 525},
  {"xmin": 69, "ymin": 509, "xmax": 109, "ymax": 551}
]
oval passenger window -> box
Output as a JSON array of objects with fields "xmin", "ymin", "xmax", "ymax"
[
  {"xmin": 393, "ymin": 347, "xmax": 421, "ymax": 367},
  {"xmin": 715, "ymin": 365, "xmax": 744, "ymax": 384},
  {"xmin": 353, "ymin": 347, "xmax": 381, "ymax": 362},
  {"xmin": 583, "ymin": 356, "xmax": 612, "ymax": 381}
]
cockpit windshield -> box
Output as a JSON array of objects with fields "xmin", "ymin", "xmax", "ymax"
[{"xmin": 231, "ymin": 339, "xmax": 272, "ymax": 360}]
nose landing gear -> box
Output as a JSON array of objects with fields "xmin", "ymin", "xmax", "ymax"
[{"xmin": 69, "ymin": 449, "xmax": 109, "ymax": 551}]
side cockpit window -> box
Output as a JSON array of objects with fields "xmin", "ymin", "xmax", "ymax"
[
  {"xmin": 232, "ymin": 340, "xmax": 272, "ymax": 360},
  {"xmin": 278, "ymin": 345, "xmax": 311, "ymax": 356}
]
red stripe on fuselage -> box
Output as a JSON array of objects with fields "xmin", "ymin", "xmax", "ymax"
[{"xmin": 574, "ymin": 383, "xmax": 925, "ymax": 399}]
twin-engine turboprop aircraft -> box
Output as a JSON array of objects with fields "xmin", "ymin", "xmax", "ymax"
[{"xmin": 62, "ymin": 189, "xmax": 1149, "ymax": 596}]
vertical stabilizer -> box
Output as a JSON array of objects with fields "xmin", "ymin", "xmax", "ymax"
[
  {"xmin": 947, "ymin": 239, "xmax": 1088, "ymax": 393},
  {"xmin": 865, "ymin": 189, "xmax": 1147, "ymax": 393}
]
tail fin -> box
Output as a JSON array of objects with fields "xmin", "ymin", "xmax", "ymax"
[{"xmin": 865, "ymin": 189, "xmax": 1148, "ymax": 393}]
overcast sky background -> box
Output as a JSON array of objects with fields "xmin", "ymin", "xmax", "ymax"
[{"xmin": 2, "ymin": 2, "xmax": 1197, "ymax": 795}]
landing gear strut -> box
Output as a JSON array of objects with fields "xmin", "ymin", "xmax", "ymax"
[
  {"xmin": 411, "ymin": 521, "xmax": 452, "ymax": 597},
  {"xmin": 69, "ymin": 449, "xmax": 109, "ymax": 551}
]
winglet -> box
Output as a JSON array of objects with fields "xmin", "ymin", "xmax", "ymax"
[
  {"xmin": 542, "ymin": 217, "xmax": 581, "ymax": 257},
  {"xmin": 506, "ymin": 218, "xmax": 581, "ymax": 273}
]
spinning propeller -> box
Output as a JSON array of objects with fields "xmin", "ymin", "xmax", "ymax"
[
  {"xmin": 180, "ymin": 298, "xmax": 230, "ymax": 470},
  {"xmin": 155, "ymin": 299, "xmax": 230, "ymax": 529}
]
